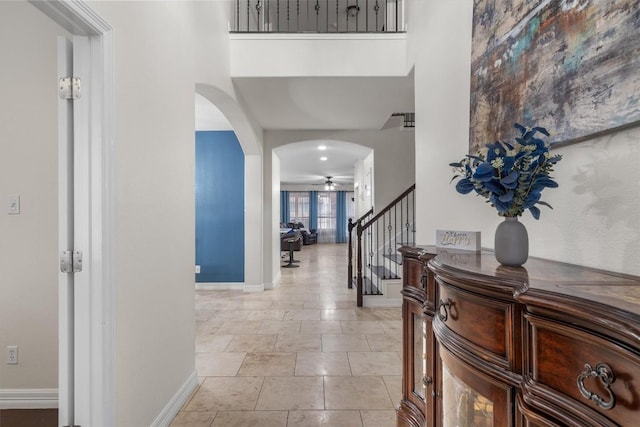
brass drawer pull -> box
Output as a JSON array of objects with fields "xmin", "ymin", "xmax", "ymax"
[
  {"xmin": 577, "ymin": 362, "xmax": 616, "ymax": 410},
  {"xmin": 438, "ymin": 298, "xmax": 452, "ymax": 322}
]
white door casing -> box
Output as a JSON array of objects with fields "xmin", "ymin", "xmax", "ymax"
[{"xmin": 33, "ymin": 1, "xmax": 115, "ymax": 426}]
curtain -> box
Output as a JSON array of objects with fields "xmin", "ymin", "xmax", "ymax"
[
  {"xmin": 309, "ymin": 191, "xmax": 318, "ymax": 231},
  {"xmin": 336, "ymin": 191, "xmax": 348, "ymax": 243},
  {"xmin": 280, "ymin": 191, "xmax": 290, "ymax": 224}
]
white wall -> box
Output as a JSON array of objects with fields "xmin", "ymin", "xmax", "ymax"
[
  {"xmin": 409, "ymin": 0, "xmax": 640, "ymax": 275},
  {"xmin": 231, "ymin": 34, "xmax": 408, "ymax": 77},
  {"xmin": 0, "ymin": 0, "xmax": 66, "ymax": 396},
  {"xmin": 87, "ymin": 1, "xmax": 263, "ymax": 424}
]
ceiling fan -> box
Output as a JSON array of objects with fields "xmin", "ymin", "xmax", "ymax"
[{"xmin": 324, "ymin": 176, "xmax": 337, "ymax": 190}]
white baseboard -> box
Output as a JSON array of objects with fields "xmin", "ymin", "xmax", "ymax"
[
  {"xmin": 0, "ymin": 389, "xmax": 58, "ymax": 409},
  {"xmin": 264, "ymin": 271, "xmax": 281, "ymax": 290},
  {"xmin": 150, "ymin": 370, "xmax": 198, "ymax": 427},
  {"xmin": 195, "ymin": 282, "xmax": 244, "ymax": 291},
  {"xmin": 362, "ymin": 295, "xmax": 402, "ymax": 307},
  {"xmin": 243, "ymin": 283, "xmax": 265, "ymax": 293}
]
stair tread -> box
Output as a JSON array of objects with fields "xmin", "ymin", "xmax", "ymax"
[
  {"xmin": 369, "ymin": 265, "xmax": 400, "ymax": 280},
  {"xmin": 352, "ymin": 276, "xmax": 383, "ymax": 295}
]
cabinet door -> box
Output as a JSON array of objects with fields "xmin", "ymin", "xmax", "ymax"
[
  {"xmin": 515, "ymin": 394, "xmax": 561, "ymax": 427},
  {"xmin": 438, "ymin": 344, "xmax": 512, "ymax": 427}
]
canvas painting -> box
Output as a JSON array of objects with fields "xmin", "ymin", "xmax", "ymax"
[{"xmin": 470, "ymin": 0, "xmax": 640, "ymax": 152}]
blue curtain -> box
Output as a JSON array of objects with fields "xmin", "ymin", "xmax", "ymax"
[
  {"xmin": 336, "ymin": 191, "xmax": 347, "ymax": 243},
  {"xmin": 280, "ymin": 191, "xmax": 290, "ymax": 224},
  {"xmin": 309, "ymin": 191, "xmax": 318, "ymax": 231}
]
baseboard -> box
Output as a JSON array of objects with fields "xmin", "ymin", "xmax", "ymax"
[
  {"xmin": 195, "ymin": 282, "xmax": 244, "ymax": 291},
  {"xmin": 150, "ymin": 370, "xmax": 198, "ymax": 427},
  {"xmin": 362, "ymin": 296, "xmax": 402, "ymax": 308},
  {"xmin": 264, "ymin": 271, "xmax": 281, "ymax": 290},
  {"xmin": 0, "ymin": 389, "xmax": 58, "ymax": 409},
  {"xmin": 243, "ymin": 283, "xmax": 265, "ymax": 293}
]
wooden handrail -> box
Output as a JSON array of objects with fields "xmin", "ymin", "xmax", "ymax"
[
  {"xmin": 350, "ymin": 207, "xmax": 373, "ymax": 232},
  {"xmin": 361, "ymin": 184, "xmax": 415, "ymax": 230}
]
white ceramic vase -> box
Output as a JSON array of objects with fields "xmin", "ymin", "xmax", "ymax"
[{"xmin": 494, "ymin": 216, "xmax": 528, "ymax": 266}]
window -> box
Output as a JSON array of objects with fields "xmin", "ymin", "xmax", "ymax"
[
  {"xmin": 317, "ymin": 191, "xmax": 337, "ymax": 243},
  {"xmin": 288, "ymin": 192, "xmax": 310, "ymax": 228}
]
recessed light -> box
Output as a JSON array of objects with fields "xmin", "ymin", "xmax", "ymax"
[
  {"xmin": 318, "ymin": 145, "xmax": 327, "ymax": 151},
  {"xmin": 320, "ymin": 156, "xmax": 328, "ymax": 161}
]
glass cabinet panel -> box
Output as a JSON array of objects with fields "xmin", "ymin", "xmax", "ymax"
[
  {"xmin": 442, "ymin": 364, "xmax": 494, "ymax": 427},
  {"xmin": 412, "ymin": 313, "xmax": 426, "ymax": 399}
]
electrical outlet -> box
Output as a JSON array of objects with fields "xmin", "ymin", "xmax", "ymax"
[
  {"xmin": 195, "ymin": 265, "xmax": 201, "ymax": 274},
  {"xmin": 7, "ymin": 346, "xmax": 18, "ymax": 365}
]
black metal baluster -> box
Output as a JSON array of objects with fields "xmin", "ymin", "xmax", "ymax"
[
  {"xmin": 235, "ymin": 0, "xmax": 239, "ymax": 31},
  {"xmin": 395, "ymin": 0, "xmax": 398, "ymax": 32},
  {"xmin": 387, "ymin": 205, "xmax": 398, "ymax": 277},
  {"xmin": 297, "ymin": 0, "xmax": 300, "ymax": 32},
  {"xmin": 366, "ymin": 0, "xmax": 369, "ymax": 32},
  {"xmin": 412, "ymin": 189, "xmax": 415, "ymax": 244},
  {"xmin": 374, "ymin": 0, "xmax": 380, "ymax": 31}
]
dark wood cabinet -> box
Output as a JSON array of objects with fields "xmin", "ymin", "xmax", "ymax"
[
  {"xmin": 398, "ymin": 247, "xmax": 640, "ymax": 427},
  {"xmin": 397, "ymin": 247, "xmax": 437, "ymax": 427}
]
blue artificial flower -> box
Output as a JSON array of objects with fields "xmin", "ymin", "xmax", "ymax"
[
  {"xmin": 473, "ymin": 162, "xmax": 495, "ymax": 182},
  {"xmin": 450, "ymin": 122, "xmax": 562, "ymax": 219}
]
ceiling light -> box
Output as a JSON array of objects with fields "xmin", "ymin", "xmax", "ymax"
[
  {"xmin": 320, "ymin": 156, "xmax": 328, "ymax": 161},
  {"xmin": 324, "ymin": 176, "xmax": 335, "ymax": 191},
  {"xmin": 318, "ymin": 145, "xmax": 327, "ymax": 150}
]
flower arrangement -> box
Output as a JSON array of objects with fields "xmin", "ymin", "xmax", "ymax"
[{"xmin": 450, "ymin": 123, "xmax": 562, "ymax": 219}]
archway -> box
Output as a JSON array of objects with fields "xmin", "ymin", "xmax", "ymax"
[{"xmin": 195, "ymin": 84, "xmax": 265, "ymax": 293}]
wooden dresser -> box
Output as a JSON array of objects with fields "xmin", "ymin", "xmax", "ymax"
[{"xmin": 397, "ymin": 246, "xmax": 640, "ymax": 427}]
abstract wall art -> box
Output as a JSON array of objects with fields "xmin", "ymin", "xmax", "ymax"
[{"xmin": 470, "ymin": 0, "xmax": 640, "ymax": 152}]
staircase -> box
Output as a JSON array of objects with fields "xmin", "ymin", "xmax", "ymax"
[{"xmin": 348, "ymin": 184, "xmax": 415, "ymax": 307}]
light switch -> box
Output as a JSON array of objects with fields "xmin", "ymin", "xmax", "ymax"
[{"xmin": 8, "ymin": 195, "xmax": 20, "ymax": 214}]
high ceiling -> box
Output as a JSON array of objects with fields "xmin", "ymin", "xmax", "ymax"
[{"xmin": 197, "ymin": 73, "xmax": 414, "ymax": 185}]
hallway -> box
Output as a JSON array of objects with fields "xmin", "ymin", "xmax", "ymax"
[{"xmin": 171, "ymin": 244, "xmax": 401, "ymax": 426}]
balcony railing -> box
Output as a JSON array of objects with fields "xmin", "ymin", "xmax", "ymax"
[{"xmin": 231, "ymin": 0, "xmax": 405, "ymax": 33}]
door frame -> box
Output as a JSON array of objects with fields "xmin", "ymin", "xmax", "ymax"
[{"xmin": 29, "ymin": 1, "xmax": 114, "ymax": 425}]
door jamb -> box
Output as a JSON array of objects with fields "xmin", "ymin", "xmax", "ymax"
[{"xmin": 29, "ymin": 1, "xmax": 115, "ymax": 425}]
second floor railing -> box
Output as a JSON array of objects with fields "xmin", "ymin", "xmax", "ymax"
[{"xmin": 231, "ymin": 0, "xmax": 405, "ymax": 33}]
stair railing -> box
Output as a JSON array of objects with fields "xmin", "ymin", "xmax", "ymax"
[
  {"xmin": 348, "ymin": 207, "xmax": 373, "ymax": 292},
  {"xmin": 348, "ymin": 184, "xmax": 415, "ymax": 306},
  {"xmin": 231, "ymin": 0, "xmax": 405, "ymax": 33}
]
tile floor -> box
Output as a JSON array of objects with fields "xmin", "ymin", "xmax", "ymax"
[{"xmin": 170, "ymin": 243, "xmax": 402, "ymax": 427}]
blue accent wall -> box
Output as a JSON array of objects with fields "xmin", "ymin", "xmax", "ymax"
[{"xmin": 196, "ymin": 131, "xmax": 244, "ymax": 282}]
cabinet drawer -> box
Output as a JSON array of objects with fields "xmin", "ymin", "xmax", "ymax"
[
  {"xmin": 526, "ymin": 314, "xmax": 640, "ymax": 426},
  {"xmin": 436, "ymin": 280, "xmax": 516, "ymax": 368}
]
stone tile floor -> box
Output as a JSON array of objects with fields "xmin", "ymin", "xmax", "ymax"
[{"xmin": 170, "ymin": 243, "xmax": 402, "ymax": 427}]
